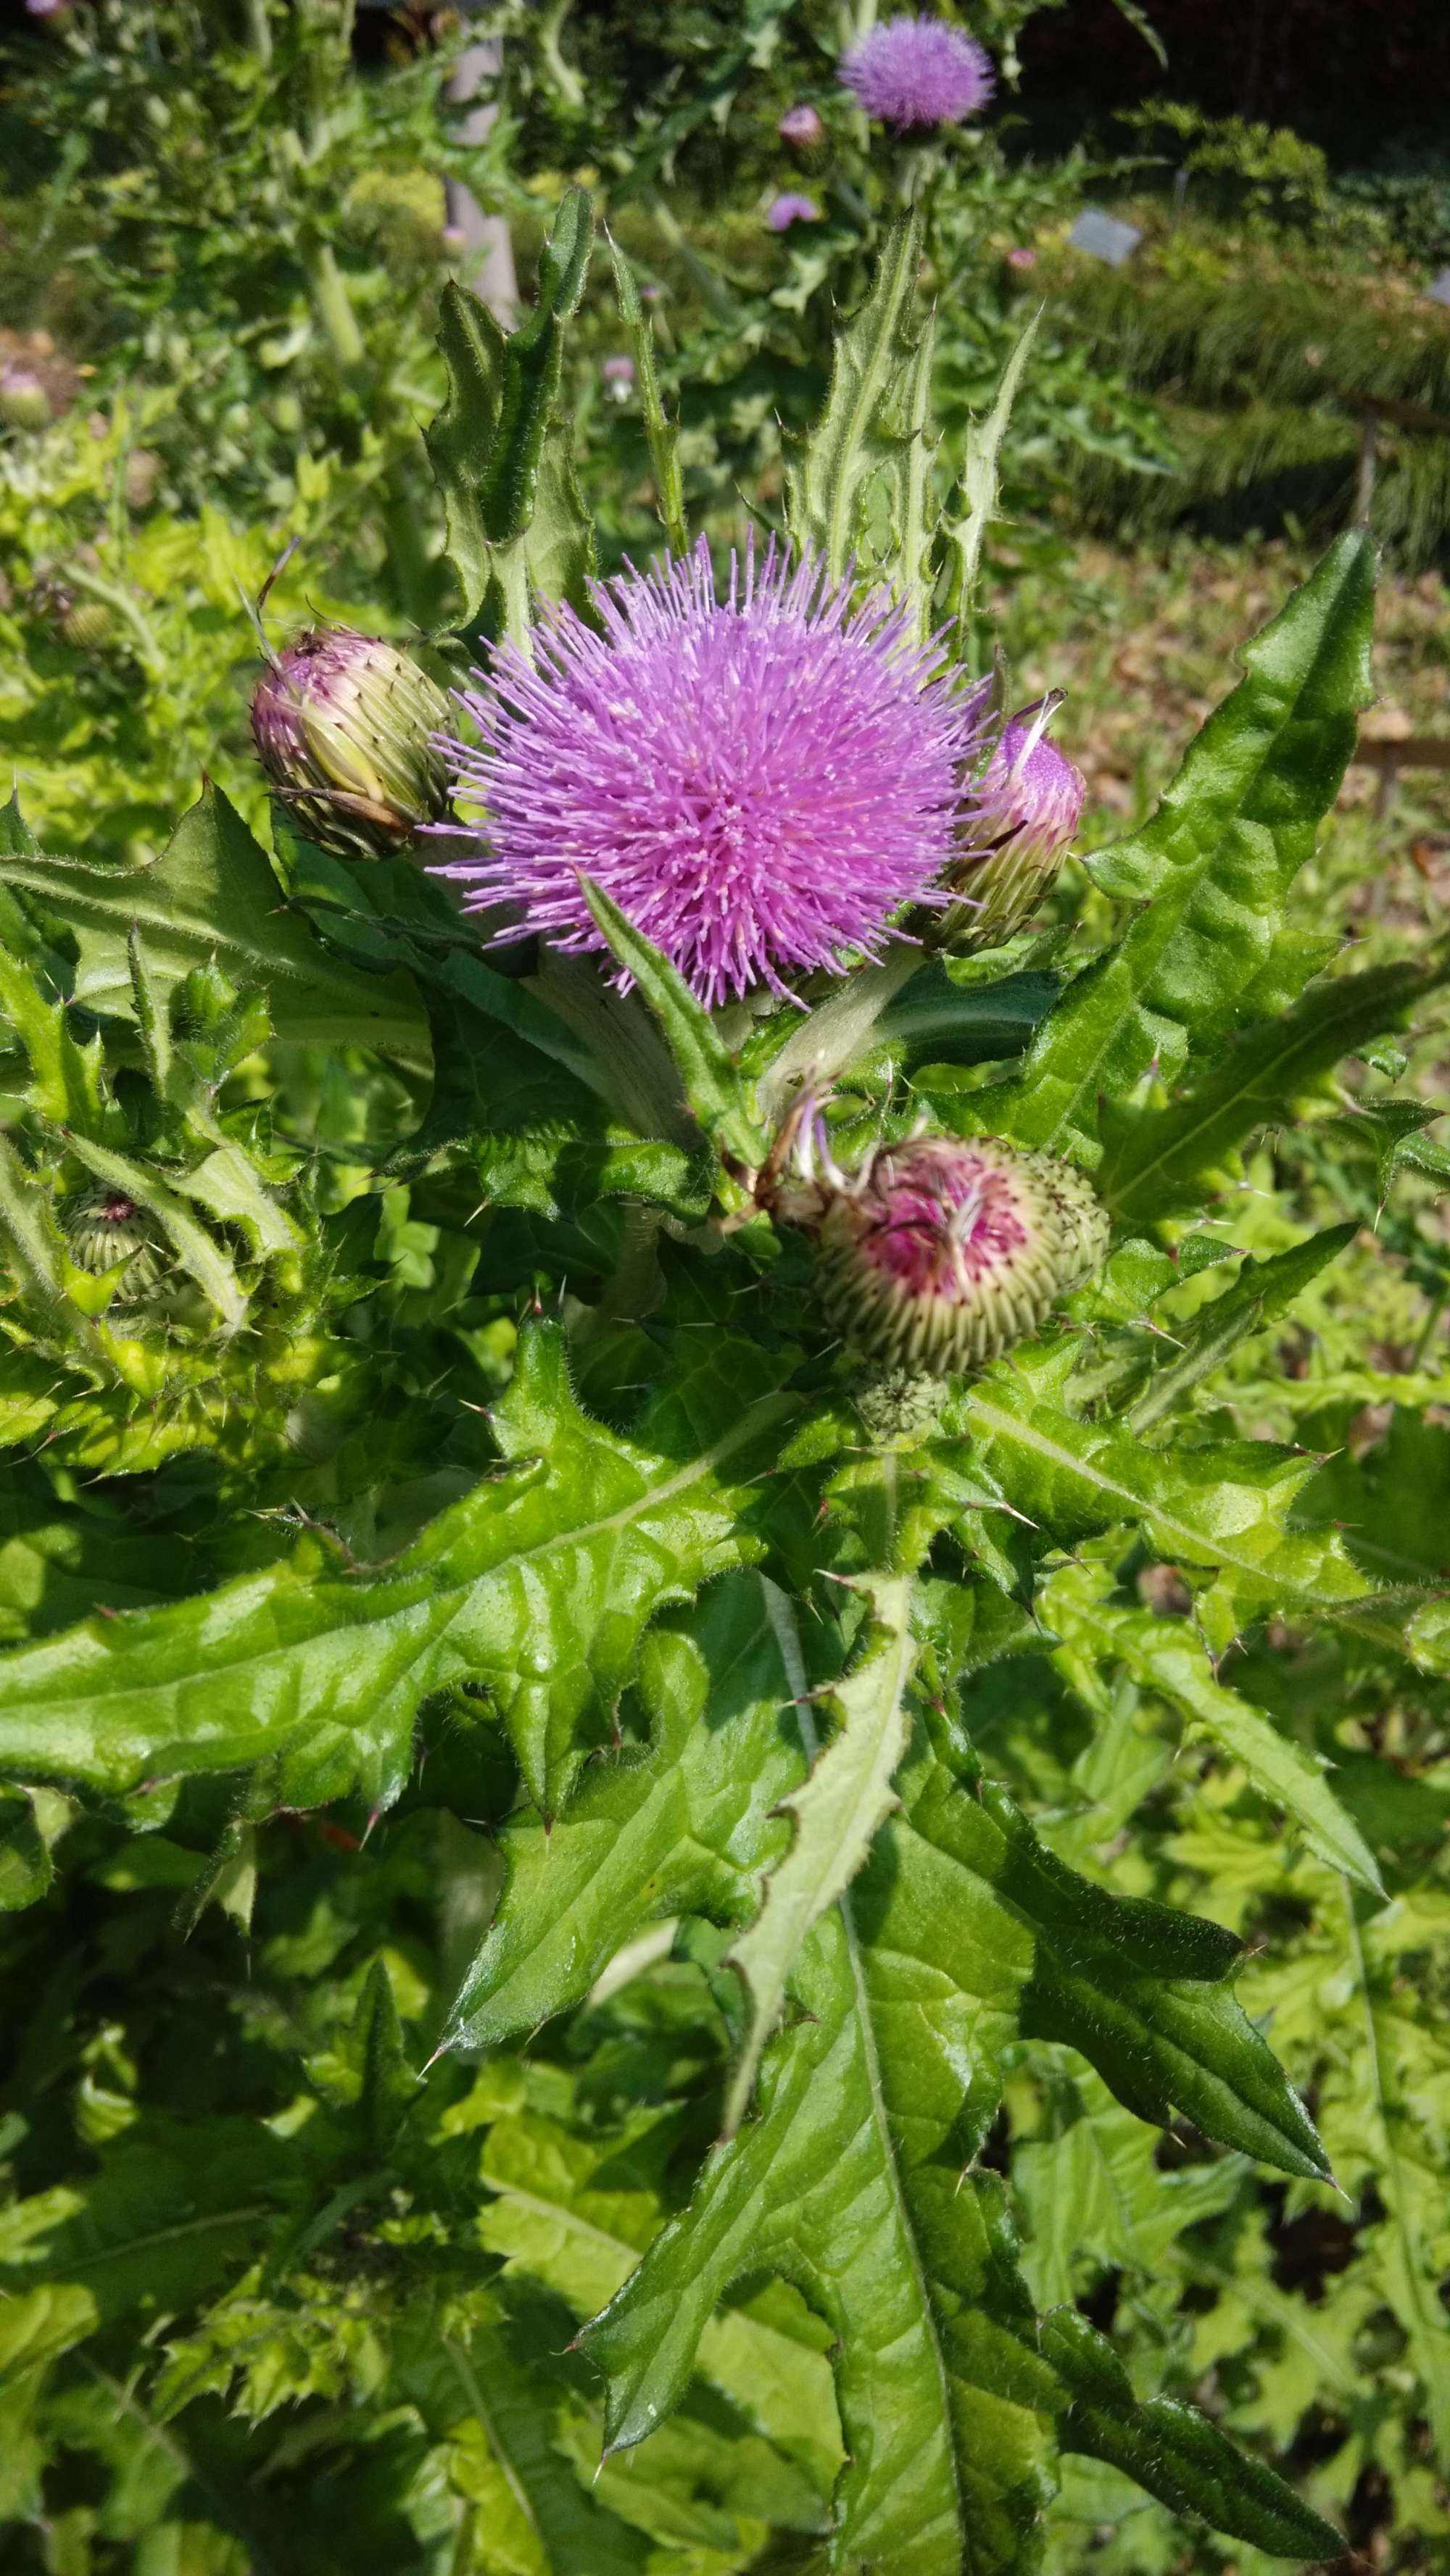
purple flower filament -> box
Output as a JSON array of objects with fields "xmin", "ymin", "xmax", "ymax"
[{"xmin": 436, "ymin": 537, "xmax": 990, "ymax": 1009}]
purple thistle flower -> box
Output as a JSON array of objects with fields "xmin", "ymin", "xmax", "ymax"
[
  {"xmin": 779, "ymin": 103, "xmax": 824, "ymax": 146},
  {"xmin": 767, "ymin": 191, "xmax": 821, "ymax": 232},
  {"xmin": 840, "ymin": 16, "xmax": 994, "ymax": 132},
  {"xmin": 436, "ymin": 537, "xmax": 991, "ymax": 1010}
]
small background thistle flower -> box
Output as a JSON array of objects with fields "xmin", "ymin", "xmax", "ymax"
[{"xmin": 840, "ymin": 15, "xmax": 995, "ymax": 132}]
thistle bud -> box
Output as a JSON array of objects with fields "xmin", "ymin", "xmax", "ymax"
[
  {"xmin": 251, "ymin": 628, "xmax": 453, "ymax": 861},
  {"xmin": 0, "ymin": 367, "xmax": 50, "ymax": 433},
  {"xmin": 779, "ymin": 103, "xmax": 824, "ymax": 146},
  {"xmin": 59, "ymin": 600, "xmax": 114, "ymax": 652},
  {"xmin": 935, "ymin": 697, "xmax": 1085, "ymax": 954},
  {"xmin": 796, "ymin": 1129, "xmax": 1107, "ymax": 1376},
  {"xmin": 62, "ymin": 1190, "xmax": 167, "ymax": 1302}
]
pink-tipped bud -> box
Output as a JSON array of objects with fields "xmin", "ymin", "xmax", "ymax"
[
  {"xmin": 935, "ymin": 697, "xmax": 1085, "ymax": 953},
  {"xmin": 252, "ymin": 628, "xmax": 452, "ymax": 861},
  {"xmin": 62, "ymin": 1189, "xmax": 167, "ymax": 1302},
  {"xmin": 602, "ymin": 353, "xmax": 635, "ymax": 402},
  {"xmin": 790, "ymin": 1129, "xmax": 1107, "ymax": 1375},
  {"xmin": 779, "ymin": 103, "xmax": 824, "ymax": 146},
  {"xmin": 0, "ymin": 367, "xmax": 50, "ymax": 433}
]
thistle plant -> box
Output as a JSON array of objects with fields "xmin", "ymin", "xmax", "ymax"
[{"xmin": 0, "ymin": 199, "xmax": 1446, "ymax": 2576}]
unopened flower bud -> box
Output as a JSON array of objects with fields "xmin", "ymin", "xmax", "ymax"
[
  {"xmin": 62, "ymin": 1189, "xmax": 167, "ymax": 1302},
  {"xmin": 0, "ymin": 367, "xmax": 50, "ymax": 433},
  {"xmin": 935, "ymin": 697, "xmax": 1085, "ymax": 953},
  {"xmin": 797, "ymin": 1129, "xmax": 1108, "ymax": 1375},
  {"xmin": 252, "ymin": 628, "xmax": 453, "ymax": 860},
  {"xmin": 779, "ymin": 103, "xmax": 824, "ymax": 146},
  {"xmin": 60, "ymin": 600, "xmax": 114, "ymax": 652}
]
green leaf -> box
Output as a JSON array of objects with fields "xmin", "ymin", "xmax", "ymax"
[
  {"xmin": 580, "ymin": 879, "xmax": 766, "ymax": 1167},
  {"xmin": 607, "ymin": 233, "xmax": 688, "ymax": 557},
  {"xmin": 965, "ymin": 1365, "xmax": 1427, "ymax": 1666},
  {"xmin": 1099, "ymin": 957, "xmax": 1449, "ymax": 1226},
  {"xmin": 56, "ymin": 1132, "xmax": 247, "ymax": 1334},
  {"xmin": 722, "ymin": 1571, "xmax": 916, "ymax": 2135},
  {"xmin": 989, "ymin": 531, "xmax": 1375, "ymax": 1156},
  {"xmin": 908, "ymin": 1715, "xmax": 1329, "ymax": 2180},
  {"xmin": 1042, "ymin": 2310, "xmax": 1343, "ymax": 2559},
  {"xmin": 584, "ymin": 1901, "xmax": 1061, "ymax": 2576},
  {"xmin": 0, "ymin": 1132, "xmax": 115, "ymax": 1373},
  {"xmin": 1037, "ymin": 1557, "xmax": 1384, "ymax": 1895},
  {"xmin": 0, "ymin": 1323, "xmax": 796, "ymax": 1817},
  {"xmin": 784, "ymin": 211, "xmax": 928, "ymax": 583},
  {"xmin": 942, "ymin": 307, "xmax": 1042, "ymax": 636},
  {"xmin": 442, "ymin": 1576, "xmax": 803, "ymax": 2055},
  {"xmin": 476, "ymin": 2099, "xmax": 842, "ymax": 2504},
  {"xmin": 0, "ymin": 902, "xmax": 112, "ymax": 1138},
  {"xmin": 1126, "ymin": 1223, "xmax": 1356, "ymax": 1430},
  {"xmin": 0, "ymin": 787, "xmax": 429, "ymax": 1076},
  {"xmin": 427, "ymin": 191, "xmax": 595, "ymax": 636}
]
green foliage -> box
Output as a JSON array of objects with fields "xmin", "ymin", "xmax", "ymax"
[{"xmin": 0, "ymin": 132, "xmax": 1446, "ymax": 2576}]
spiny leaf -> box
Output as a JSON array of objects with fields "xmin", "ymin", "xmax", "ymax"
[
  {"xmin": 0, "ymin": 897, "xmax": 112, "ymax": 1138},
  {"xmin": 0, "ymin": 787, "xmax": 429, "ymax": 1075},
  {"xmin": 608, "ymin": 233, "xmax": 689, "ymax": 557},
  {"xmin": 580, "ymin": 877, "xmax": 766, "ymax": 1167},
  {"xmin": 427, "ymin": 190, "xmax": 595, "ymax": 636},
  {"xmin": 0, "ymin": 1324, "xmax": 797, "ymax": 1818},
  {"xmin": 984, "ymin": 529, "xmax": 1375, "ymax": 1156},
  {"xmin": 1127, "ymin": 1223, "xmax": 1356, "ymax": 1429},
  {"xmin": 964, "ymin": 1362, "xmax": 1430, "ymax": 1666},
  {"xmin": 1099, "ymin": 954, "xmax": 1450, "ymax": 1225},
  {"xmin": 722, "ymin": 1570, "xmax": 916, "ymax": 2135},
  {"xmin": 784, "ymin": 210, "xmax": 928, "ymax": 583},
  {"xmin": 1042, "ymin": 2310, "xmax": 1343, "ymax": 2559},
  {"xmin": 1038, "ymin": 1557, "xmax": 1383, "ymax": 1895},
  {"xmin": 943, "ymin": 306, "xmax": 1043, "ymax": 636}
]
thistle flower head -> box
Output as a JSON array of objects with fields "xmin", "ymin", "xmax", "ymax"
[
  {"xmin": 61, "ymin": 1189, "xmax": 167, "ymax": 1302},
  {"xmin": 840, "ymin": 15, "xmax": 994, "ymax": 131},
  {"xmin": 785, "ymin": 1119, "xmax": 1107, "ymax": 1374},
  {"xmin": 436, "ymin": 536, "xmax": 990, "ymax": 1008},
  {"xmin": 779, "ymin": 103, "xmax": 824, "ymax": 146},
  {"xmin": 935, "ymin": 696, "xmax": 1085, "ymax": 953},
  {"xmin": 767, "ymin": 191, "xmax": 821, "ymax": 231},
  {"xmin": 252, "ymin": 628, "xmax": 452, "ymax": 862}
]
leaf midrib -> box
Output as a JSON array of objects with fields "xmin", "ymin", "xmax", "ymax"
[
  {"xmin": 967, "ymin": 1392, "xmax": 1383, "ymax": 1630},
  {"xmin": 1108, "ymin": 965, "xmax": 1428, "ymax": 1218},
  {"xmin": 764, "ymin": 1583, "xmax": 966, "ymax": 2559}
]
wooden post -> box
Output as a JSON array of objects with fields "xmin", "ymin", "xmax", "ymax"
[{"xmin": 445, "ymin": 11, "xmax": 518, "ymax": 325}]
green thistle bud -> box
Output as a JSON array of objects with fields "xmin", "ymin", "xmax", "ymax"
[
  {"xmin": 0, "ymin": 368, "xmax": 51, "ymax": 433},
  {"xmin": 251, "ymin": 628, "xmax": 453, "ymax": 861},
  {"xmin": 62, "ymin": 1189, "xmax": 167, "ymax": 1303},
  {"xmin": 933, "ymin": 697, "xmax": 1085, "ymax": 955},
  {"xmin": 59, "ymin": 600, "xmax": 115, "ymax": 652},
  {"xmin": 790, "ymin": 1125, "xmax": 1108, "ymax": 1376}
]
